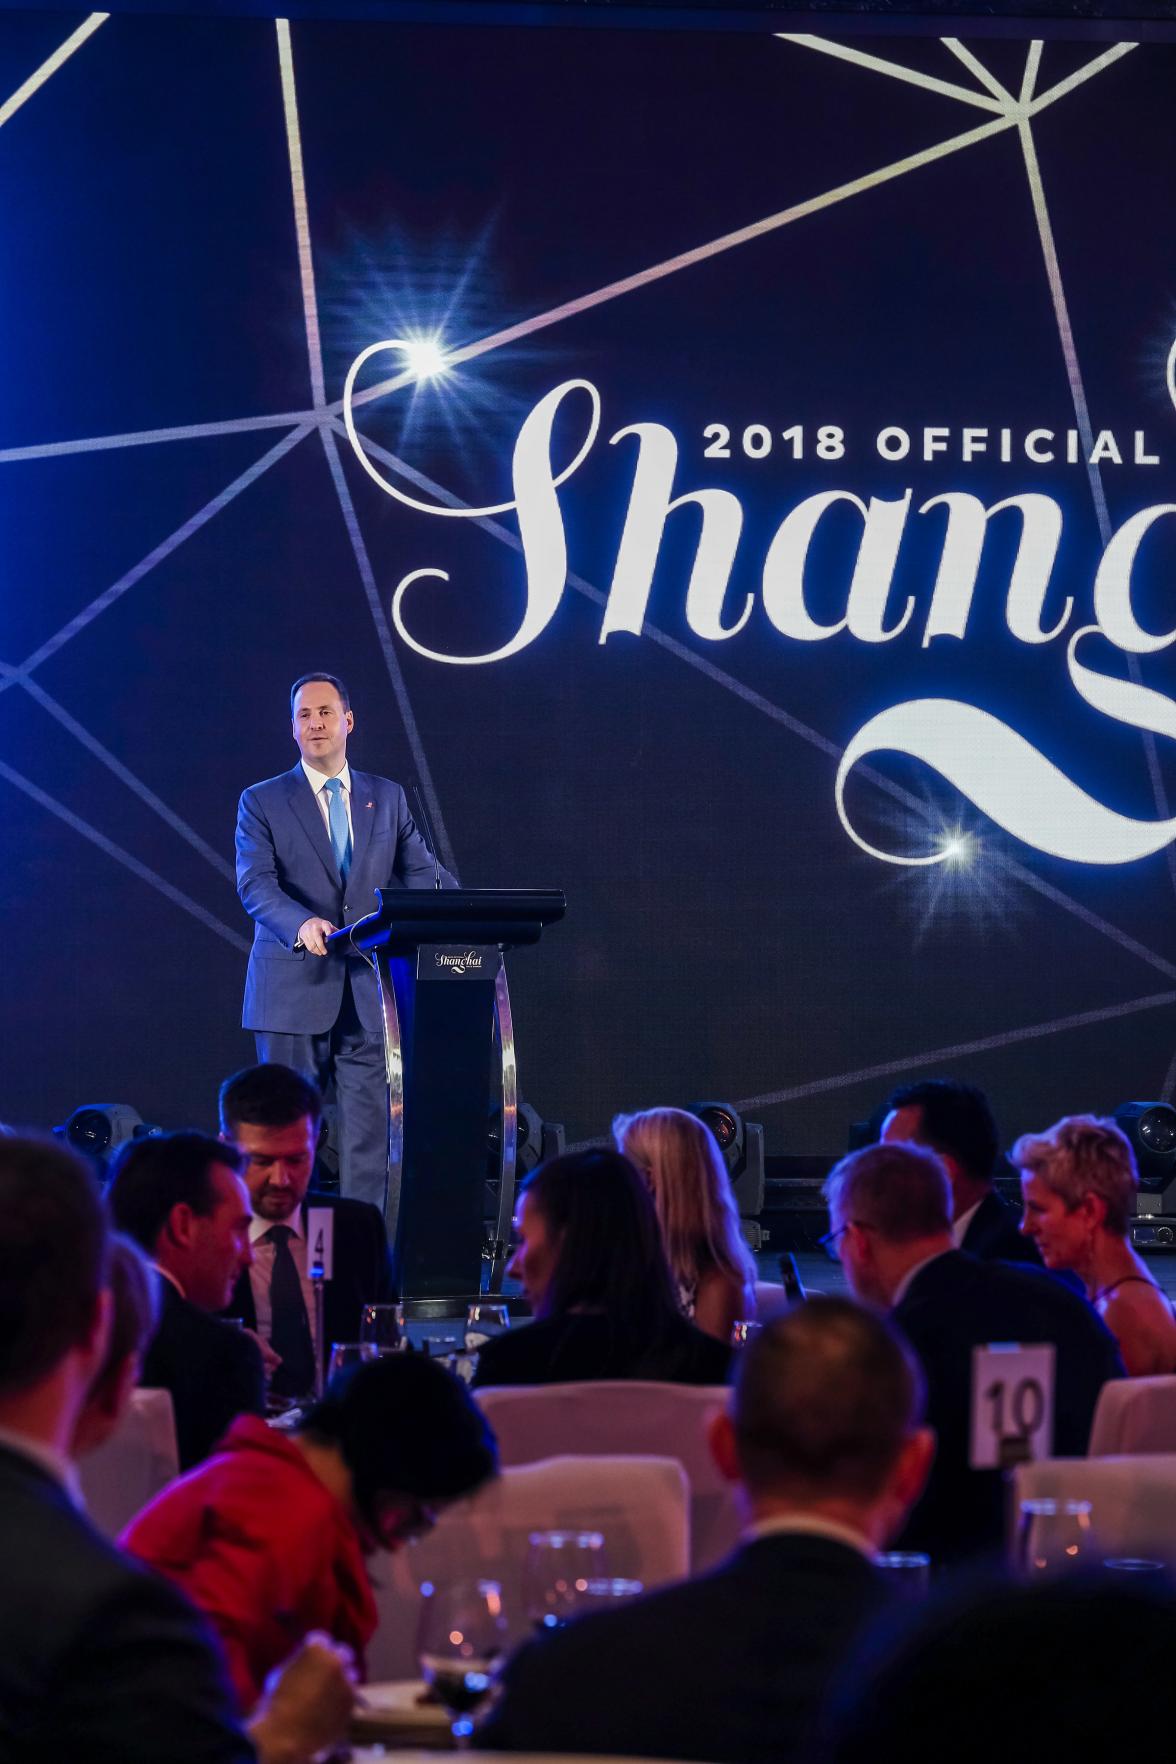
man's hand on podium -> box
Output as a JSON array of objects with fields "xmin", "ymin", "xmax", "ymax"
[{"xmin": 295, "ymin": 916, "xmax": 337, "ymax": 957}]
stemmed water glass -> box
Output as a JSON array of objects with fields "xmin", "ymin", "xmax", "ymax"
[
  {"xmin": 417, "ymin": 1578, "xmax": 510, "ymax": 1743},
  {"xmin": 360, "ymin": 1303, "xmax": 407, "ymax": 1355},
  {"xmin": 1016, "ymin": 1498, "xmax": 1097, "ymax": 1577},
  {"xmin": 326, "ymin": 1340, "xmax": 378, "ymax": 1381},
  {"xmin": 522, "ymin": 1530, "xmax": 608, "ymax": 1632}
]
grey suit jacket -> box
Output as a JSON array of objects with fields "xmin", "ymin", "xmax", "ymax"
[{"xmin": 236, "ymin": 763, "xmax": 453, "ymax": 1034}]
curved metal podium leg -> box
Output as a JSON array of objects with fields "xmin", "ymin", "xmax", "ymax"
[
  {"xmin": 374, "ymin": 952, "xmax": 404, "ymax": 1242},
  {"xmin": 489, "ymin": 958, "xmax": 518, "ymax": 1293}
]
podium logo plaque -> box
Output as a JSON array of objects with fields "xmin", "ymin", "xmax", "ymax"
[{"xmin": 418, "ymin": 944, "xmax": 495, "ymax": 981}]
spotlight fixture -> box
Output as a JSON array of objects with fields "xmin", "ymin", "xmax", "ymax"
[
  {"xmin": 1115, "ymin": 1100, "xmax": 1176, "ymax": 1249},
  {"xmin": 57, "ymin": 1103, "xmax": 159, "ymax": 1172},
  {"xmin": 687, "ymin": 1100, "xmax": 766, "ymax": 1244}
]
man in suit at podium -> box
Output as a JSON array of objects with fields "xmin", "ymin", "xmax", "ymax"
[
  {"xmin": 219, "ymin": 1064, "xmax": 395, "ymax": 1398},
  {"xmin": 235, "ymin": 672, "xmax": 454, "ymax": 1212}
]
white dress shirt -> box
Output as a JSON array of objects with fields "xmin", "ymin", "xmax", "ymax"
[
  {"xmin": 248, "ymin": 1208, "xmax": 320, "ymax": 1361},
  {"xmin": 300, "ymin": 757, "xmax": 354, "ymax": 848},
  {"xmin": 952, "ymin": 1199, "xmax": 983, "ymax": 1248}
]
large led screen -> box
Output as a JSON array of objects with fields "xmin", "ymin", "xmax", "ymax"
[{"xmin": 2, "ymin": 9, "xmax": 1175, "ymax": 1152}]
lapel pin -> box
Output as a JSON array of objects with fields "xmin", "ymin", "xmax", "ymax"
[{"xmin": 365, "ymin": 800, "xmax": 374, "ymax": 810}]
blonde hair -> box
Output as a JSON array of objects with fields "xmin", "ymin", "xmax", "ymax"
[
  {"xmin": 612, "ymin": 1107, "xmax": 756, "ymax": 1304},
  {"xmin": 1011, "ymin": 1114, "xmax": 1138, "ymax": 1237}
]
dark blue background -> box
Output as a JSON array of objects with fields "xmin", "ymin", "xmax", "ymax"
[{"xmin": 2, "ymin": 8, "xmax": 1175, "ymax": 1155}]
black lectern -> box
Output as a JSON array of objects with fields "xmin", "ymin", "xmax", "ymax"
[{"xmin": 330, "ymin": 889, "xmax": 565, "ymax": 1309}]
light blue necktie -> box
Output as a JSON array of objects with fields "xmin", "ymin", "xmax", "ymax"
[{"xmin": 323, "ymin": 776, "xmax": 352, "ymax": 882}]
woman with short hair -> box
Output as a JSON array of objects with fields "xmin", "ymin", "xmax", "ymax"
[
  {"xmin": 613, "ymin": 1107, "xmax": 756, "ymax": 1342},
  {"xmin": 1013, "ymin": 1114, "xmax": 1176, "ymax": 1376},
  {"xmin": 472, "ymin": 1148, "xmax": 733, "ymax": 1388},
  {"xmin": 123, "ymin": 1355, "xmax": 497, "ymax": 1710}
]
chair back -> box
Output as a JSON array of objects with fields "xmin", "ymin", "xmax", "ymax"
[
  {"xmin": 753, "ymin": 1280, "xmax": 790, "ymax": 1318},
  {"xmin": 366, "ymin": 1453, "xmax": 689, "ymax": 1680},
  {"xmin": 1013, "ymin": 1454, "xmax": 1176, "ymax": 1567},
  {"xmin": 475, "ymin": 1381, "xmax": 737, "ymax": 1571},
  {"xmin": 79, "ymin": 1386, "xmax": 179, "ymax": 1537},
  {"xmin": 1090, "ymin": 1377, "xmax": 1176, "ymax": 1455}
]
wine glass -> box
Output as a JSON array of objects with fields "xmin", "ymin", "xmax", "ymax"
[
  {"xmin": 360, "ymin": 1303, "xmax": 406, "ymax": 1355},
  {"xmin": 1016, "ymin": 1498, "xmax": 1096, "ymax": 1578},
  {"xmin": 731, "ymin": 1321, "xmax": 762, "ymax": 1347},
  {"xmin": 417, "ymin": 1578, "xmax": 510, "ymax": 1742},
  {"xmin": 326, "ymin": 1341, "xmax": 378, "ymax": 1381},
  {"xmin": 572, "ymin": 1576, "xmax": 644, "ymax": 1613},
  {"xmin": 523, "ymin": 1530, "xmax": 608, "ymax": 1631},
  {"xmin": 465, "ymin": 1303, "xmax": 511, "ymax": 1350}
]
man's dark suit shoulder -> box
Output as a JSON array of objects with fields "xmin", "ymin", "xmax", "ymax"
[
  {"xmin": 471, "ymin": 1311, "xmax": 731, "ymax": 1389},
  {"xmin": 0, "ymin": 1447, "xmax": 251, "ymax": 1763},
  {"xmin": 960, "ymin": 1190, "xmax": 1042, "ymax": 1266},
  {"xmin": 142, "ymin": 1282, "xmax": 265, "ymax": 1470},
  {"xmin": 476, "ymin": 1534, "xmax": 883, "ymax": 1763}
]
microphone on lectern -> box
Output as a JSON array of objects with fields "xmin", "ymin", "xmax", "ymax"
[{"xmin": 411, "ymin": 783, "xmax": 444, "ymax": 890}]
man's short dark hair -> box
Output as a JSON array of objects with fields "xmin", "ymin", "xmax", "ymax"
[
  {"xmin": 107, "ymin": 1132, "xmax": 244, "ymax": 1257},
  {"xmin": 218, "ymin": 1064, "xmax": 322, "ymax": 1135},
  {"xmin": 733, "ymin": 1297, "xmax": 924, "ymax": 1502},
  {"xmin": 289, "ymin": 672, "xmax": 350, "ymax": 714},
  {"xmin": 884, "ymin": 1079, "xmax": 1000, "ymax": 1186},
  {"xmin": 0, "ymin": 1136, "xmax": 108, "ymax": 1396}
]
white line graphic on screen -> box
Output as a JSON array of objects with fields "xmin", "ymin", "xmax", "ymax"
[
  {"xmin": 340, "ymin": 416, "xmax": 1176, "ymax": 990},
  {"xmin": 1017, "ymin": 72, "xmax": 1175, "ymax": 894},
  {"xmin": 8, "ymin": 422, "xmax": 314, "ymax": 679},
  {"xmin": 940, "ymin": 39, "xmax": 1014, "ymax": 106},
  {"xmin": 274, "ymin": 18, "xmax": 457, "ymax": 871},
  {"xmin": 0, "ymin": 761, "xmax": 249, "ymax": 951},
  {"xmin": 18, "ymin": 676, "xmax": 234, "ymax": 880},
  {"xmin": 277, "ymin": 20, "xmax": 326, "ymax": 410},
  {"xmin": 0, "ymin": 12, "xmax": 107, "ymax": 132},
  {"xmin": 0, "ymin": 409, "xmax": 318, "ymax": 466},
  {"xmin": 775, "ymin": 33, "xmax": 1006, "ymax": 113},
  {"xmin": 730, "ymin": 989, "xmax": 1176, "ymax": 1114}
]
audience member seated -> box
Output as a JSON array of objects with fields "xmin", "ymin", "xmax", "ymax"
[
  {"xmin": 818, "ymin": 1570, "xmax": 1176, "ymax": 1764},
  {"xmin": 881, "ymin": 1077, "xmax": 1043, "ymax": 1266},
  {"xmin": 476, "ymin": 1297, "xmax": 932, "ymax": 1762},
  {"xmin": 123, "ymin": 1354, "xmax": 497, "ymax": 1712},
  {"xmin": 824, "ymin": 1142, "xmax": 1124, "ymax": 1564},
  {"xmin": 72, "ymin": 1234, "xmax": 158, "ymax": 1458},
  {"xmin": 108, "ymin": 1132, "xmax": 265, "ymax": 1469},
  {"xmin": 1013, "ymin": 1114, "xmax": 1176, "ymax": 1375},
  {"xmin": 471, "ymin": 1149, "xmax": 733, "ymax": 1388},
  {"xmin": 219, "ymin": 1063, "xmax": 394, "ymax": 1398},
  {"xmin": 0, "ymin": 1133, "xmax": 354, "ymax": 1764},
  {"xmin": 613, "ymin": 1106, "xmax": 756, "ymax": 1341}
]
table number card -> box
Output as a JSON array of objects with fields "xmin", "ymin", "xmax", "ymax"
[
  {"xmin": 306, "ymin": 1207, "xmax": 335, "ymax": 1281},
  {"xmin": 969, "ymin": 1342, "xmax": 1056, "ymax": 1469}
]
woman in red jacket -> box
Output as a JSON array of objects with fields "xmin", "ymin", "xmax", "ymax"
[{"xmin": 122, "ymin": 1354, "xmax": 497, "ymax": 1711}]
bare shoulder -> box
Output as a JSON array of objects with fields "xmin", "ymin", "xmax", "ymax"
[{"xmin": 1101, "ymin": 1284, "xmax": 1176, "ymax": 1375}]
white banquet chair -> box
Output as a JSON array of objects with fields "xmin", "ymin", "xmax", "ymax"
[
  {"xmin": 1089, "ymin": 1376, "xmax": 1176, "ymax": 1456},
  {"xmin": 78, "ymin": 1386, "xmax": 179, "ymax": 1537},
  {"xmin": 365, "ymin": 1452, "xmax": 689, "ymax": 1681},
  {"xmin": 1012, "ymin": 1453, "xmax": 1176, "ymax": 1567},
  {"xmin": 475, "ymin": 1381, "xmax": 737, "ymax": 1571}
]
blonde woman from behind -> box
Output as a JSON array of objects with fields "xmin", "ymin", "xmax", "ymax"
[{"xmin": 614, "ymin": 1107, "xmax": 757, "ymax": 1344}]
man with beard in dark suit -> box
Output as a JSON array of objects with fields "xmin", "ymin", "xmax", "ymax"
[
  {"xmin": 475, "ymin": 1298, "xmax": 933, "ymax": 1764},
  {"xmin": 824, "ymin": 1140, "xmax": 1124, "ymax": 1566},
  {"xmin": 108, "ymin": 1131, "xmax": 265, "ymax": 1469},
  {"xmin": 880, "ymin": 1078, "xmax": 1043, "ymax": 1266},
  {"xmin": 0, "ymin": 1134, "xmax": 354, "ymax": 1763},
  {"xmin": 219, "ymin": 1064, "xmax": 395, "ymax": 1399}
]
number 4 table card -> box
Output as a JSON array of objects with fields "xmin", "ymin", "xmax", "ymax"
[{"xmin": 969, "ymin": 1343, "xmax": 1056, "ymax": 1470}]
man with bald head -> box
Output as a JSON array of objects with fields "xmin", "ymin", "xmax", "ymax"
[
  {"xmin": 477, "ymin": 1298, "xmax": 933, "ymax": 1763},
  {"xmin": 824, "ymin": 1140, "xmax": 1123, "ymax": 1564}
]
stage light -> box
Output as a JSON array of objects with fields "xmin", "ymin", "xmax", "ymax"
[
  {"xmin": 56, "ymin": 1103, "xmax": 161, "ymax": 1173},
  {"xmin": 1115, "ymin": 1101, "xmax": 1176, "ymax": 1249},
  {"xmin": 688, "ymin": 1100, "xmax": 767, "ymax": 1242},
  {"xmin": 401, "ymin": 335, "xmax": 449, "ymax": 382}
]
